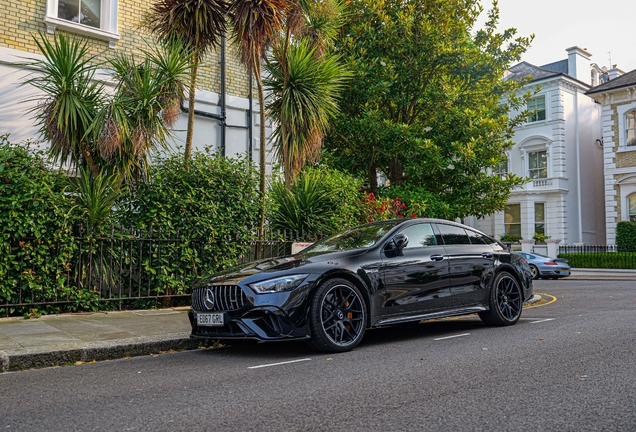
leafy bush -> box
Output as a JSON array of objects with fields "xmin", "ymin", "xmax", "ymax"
[
  {"xmin": 360, "ymin": 192, "xmax": 408, "ymax": 223},
  {"xmin": 616, "ymin": 221, "xmax": 636, "ymax": 248},
  {"xmin": 117, "ymin": 150, "xmax": 260, "ymax": 289},
  {"xmin": 500, "ymin": 235, "xmax": 522, "ymax": 243},
  {"xmin": 558, "ymin": 252, "xmax": 636, "ymax": 269},
  {"xmin": 269, "ymin": 166, "xmax": 363, "ymax": 237},
  {"xmin": 0, "ymin": 136, "xmax": 104, "ymax": 316}
]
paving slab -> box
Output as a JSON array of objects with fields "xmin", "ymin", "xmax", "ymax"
[{"xmin": 0, "ymin": 309, "xmax": 201, "ymax": 372}]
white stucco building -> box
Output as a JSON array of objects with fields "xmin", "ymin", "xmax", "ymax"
[{"xmin": 472, "ymin": 47, "xmax": 614, "ymax": 246}]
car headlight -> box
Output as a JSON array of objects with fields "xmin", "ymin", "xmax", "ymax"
[{"xmin": 249, "ymin": 274, "xmax": 309, "ymax": 294}]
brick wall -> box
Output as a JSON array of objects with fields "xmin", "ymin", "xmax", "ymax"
[{"xmin": 0, "ymin": 0, "xmax": 252, "ymax": 98}]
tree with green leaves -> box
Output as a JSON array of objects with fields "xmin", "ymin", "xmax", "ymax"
[
  {"xmin": 324, "ymin": 0, "xmax": 533, "ymax": 220},
  {"xmin": 146, "ymin": 0, "xmax": 229, "ymax": 161},
  {"xmin": 264, "ymin": 0, "xmax": 351, "ymax": 190}
]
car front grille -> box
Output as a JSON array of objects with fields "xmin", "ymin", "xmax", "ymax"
[{"xmin": 191, "ymin": 285, "xmax": 248, "ymax": 312}]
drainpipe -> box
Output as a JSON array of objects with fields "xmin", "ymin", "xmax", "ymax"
[
  {"xmin": 248, "ymin": 69, "xmax": 253, "ymax": 162},
  {"xmin": 220, "ymin": 35, "xmax": 227, "ymax": 157},
  {"xmin": 575, "ymin": 90, "xmax": 583, "ymax": 243}
]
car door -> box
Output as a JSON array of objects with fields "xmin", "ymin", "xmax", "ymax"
[
  {"xmin": 435, "ymin": 224, "xmax": 495, "ymax": 308},
  {"xmin": 381, "ymin": 222, "xmax": 452, "ymax": 315}
]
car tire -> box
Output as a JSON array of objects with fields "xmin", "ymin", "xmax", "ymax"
[
  {"xmin": 307, "ymin": 278, "xmax": 367, "ymax": 353},
  {"xmin": 479, "ymin": 271, "xmax": 523, "ymax": 326},
  {"xmin": 529, "ymin": 265, "xmax": 539, "ymax": 280}
]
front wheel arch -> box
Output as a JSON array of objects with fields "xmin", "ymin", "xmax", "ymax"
[{"xmin": 313, "ymin": 272, "xmax": 372, "ymax": 328}]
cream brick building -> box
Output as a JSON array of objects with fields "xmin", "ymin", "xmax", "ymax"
[
  {"xmin": 586, "ymin": 69, "xmax": 636, "ymax": 245},
  {"xmin": 0, "ymin": 0, "xmax": 271, "ymax": 164}
]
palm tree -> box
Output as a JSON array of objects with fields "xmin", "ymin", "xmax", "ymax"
[
  {"xmin": 146, "ymin": 0, "xmax": 229, "ymax": 161},
  {"xmin": 265, "ymin": 0, "xmax": 350, "ymax": 189},
  {"xmin": 24, "ymin": 33, "xmax": 193, "ymax": 183},
  {"xmin": 228, "ymin": 0, "xmax": 290, "ymax": 239},
  {"xmin": 24, "ymin": 32, "xmax": 103, "ymax": 178},
  {"xmin": 97, "ymin": 41, "xmax": 193, "ymax": 182},
  {"xmin": 265, "ymin": 38, "xmax": 350, "ymax": 189}
]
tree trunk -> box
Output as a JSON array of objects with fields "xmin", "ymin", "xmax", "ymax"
[
  {"xmin": 368, "ymin": 159, "xmax": 378, "ymax": 195},
  {"xmin": 389, "ymin": 157, "xmax": 404, "ymax": 186},
  {"xmin": 184, "ymin": 54, "xmax": 200, "ymax": 162},
  {"xmin": 255, "ymin": 65, "xmax": 267, "ymax": 245},
  {"xmin": 81, "ymin": 146, "xmax": 100, "ymax": 179}
]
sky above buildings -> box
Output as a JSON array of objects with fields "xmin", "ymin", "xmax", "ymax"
[{"xmin": 476, "ymin": 0, "xmax": 636, "ymax": 73}]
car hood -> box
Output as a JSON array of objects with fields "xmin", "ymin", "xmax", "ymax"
[{"xmin": 193, "ymin": 248, "xmax": 368, "ymax": 287}]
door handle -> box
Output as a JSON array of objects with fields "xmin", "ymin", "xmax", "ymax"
[
  {"xmin": 482, "ymin": 252, "xmax": 494, "ymax": 258},
  {"xmin": 430, "ymin": 254, "xmax": 444, "ymax": 261}
]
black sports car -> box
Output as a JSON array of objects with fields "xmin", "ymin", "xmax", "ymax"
[{"xmin": 189, "ymin": 219, "xmax": 533, "ymax": 352}]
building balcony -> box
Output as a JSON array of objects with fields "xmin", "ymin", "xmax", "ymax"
[{"xmin": 513, "ymin": 177, "xmax": 569, "ymax": 194}]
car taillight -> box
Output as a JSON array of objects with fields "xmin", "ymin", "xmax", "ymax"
[
  {"xmin": 521, "ymin": 257, "xmax": 528, "ymax": 264},
  {"xmin": 543, "ymin": 262, "xmax": 557, "ymax": 266}
]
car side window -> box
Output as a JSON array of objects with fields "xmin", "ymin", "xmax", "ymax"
[
  {"xmin": 396, "ymin": 223, "xmax": 437, "ymax": 248},
  {"xmin": 466, "ymin": 229, "xmax": 491, "ymax": 245},
  {"xmin": 436, "ymin": 224, "xmax": 471, "ymax": 245}
]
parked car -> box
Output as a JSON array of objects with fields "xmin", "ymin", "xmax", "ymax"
[
  {"xmin": 189, "ymin": 219, "xmax": 533, "ymax": 353},
  {"xmin": 519, "ymin": 252, "xmax": 571, "ymax": 280}
]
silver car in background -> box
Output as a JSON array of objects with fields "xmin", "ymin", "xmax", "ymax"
[{"xmin": 519, "ymin": 252, "xmax": 571, "ymax": 279}]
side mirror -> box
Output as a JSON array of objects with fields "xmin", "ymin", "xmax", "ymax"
[{"xmin": 393, "ymin": 234, "xmax": 409, "ymax": 251}]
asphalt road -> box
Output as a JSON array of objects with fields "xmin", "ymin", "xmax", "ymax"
[{"xmin": 1, "ymin": 279, "xmax": 635, "ymax": 431}]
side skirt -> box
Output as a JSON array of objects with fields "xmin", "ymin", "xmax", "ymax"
[{"xmin": 373, "ymin": 307, "xmax": 487, "ymax": 327}]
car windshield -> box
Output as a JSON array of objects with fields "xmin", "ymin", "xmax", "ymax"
[{"xmin": 302, "ymin": 221, "xmax": 402, "ymax": 254}]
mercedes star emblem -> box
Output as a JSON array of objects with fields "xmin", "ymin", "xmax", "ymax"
[{"xmin": 204, "ymin": 287, "xmax": 215, "ymax": 310}]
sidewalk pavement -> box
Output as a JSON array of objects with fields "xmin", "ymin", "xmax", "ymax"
[
  {"xmin": 0, "ymin": 293, "xmax": 550, "ymax": 373},
  {"xmin": 0, "ymin": 308, "xmax": 200, "ymax": 373}
]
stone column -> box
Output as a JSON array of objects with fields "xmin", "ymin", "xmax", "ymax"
[
  {"xmin": 546, "ymin": 239, "xmax": 562, "ymax": 258},
  {"xmin": 520, "ymin": 239, "xmax": 535, "ymax": 252}
]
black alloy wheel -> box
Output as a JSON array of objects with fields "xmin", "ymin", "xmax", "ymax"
[
  {"xmin": 479, "ymin": 271, "xmax": 523, "ymax": 326},
  {"xmin": 307, "ymin": 278, "xmax": 367, "ymax": 353},
  {"xmin": 529, "ymin": 265, "xmax": 539, "ymax": 280}
]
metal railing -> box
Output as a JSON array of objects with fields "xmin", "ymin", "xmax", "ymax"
[
  {"xmin": 558, "ymin": 244, "xmax": 636, "ymax": 269},
  {"xmin": 1, "ymin": 227, "xmax": 323, "ymax": 317}
]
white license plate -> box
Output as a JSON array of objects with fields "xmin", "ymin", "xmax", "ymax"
[{"xmin": 197, "ymin": 313, "xmax": 224, "ymax": 327}]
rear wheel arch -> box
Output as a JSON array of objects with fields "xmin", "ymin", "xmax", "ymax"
[{"xmin": 493, "ymin": 264, "xmax": 526, "ymax": 302}]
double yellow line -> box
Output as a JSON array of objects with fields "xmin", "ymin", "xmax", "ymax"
[{"xmin": 525, "ymin": 292, "xmax": 557, "ymax": 309}]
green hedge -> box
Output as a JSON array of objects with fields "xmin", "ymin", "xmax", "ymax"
[
  {"xmin": 558, "ymin": 252, "xmax": 636, "ymax": 269},
  {"xmin": 1, "ymin": 140, "xmax": 261, "ymax": 317},
  {"xmin": 616, "ymin": 221, "xmax": 636, "ymax": 248},
  {"xmin": 0, "ymin": 136, "xmax": 102, "ymax": 316}
]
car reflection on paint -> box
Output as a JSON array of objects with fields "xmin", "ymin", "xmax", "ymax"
[
  {"xmin": 518, "ymin": 252, "xmax": 571, "ymax": 280},
  {"xmin": 189, "ymin": 219, "xmax": 534, "ymax": 353}
]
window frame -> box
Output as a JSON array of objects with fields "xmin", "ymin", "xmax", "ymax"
[
  {"xmin": 629, "ymin": 194, "xmax": 636, "ymax": 222},
  {"xmin": 617, "ymin": 102, "xmax": 636, "ymax": 150},
  {"xmin": 504, "ymin": 204, "xmax": 521, "ymax": 238},
  {"xmin": 626, "ymin": 109, "xmax": 636, "ymax": 147},
  {"xmin": 45, "ymin": 0, "xmax": 120, "ymax": 48},
  {"xmin": 527, "ymin": 96, "xmax": 546, "ymax": 123},
  {"xmin": 493, "ymin": 158, "xmax": 508, "ymax": 178},
  {"xmin": 528, "ymin": 150, "xmax": 548, "ymax": 180},
  {"xmin": 534, "ymin": 202, "xmax": 545, "ymax": 236}
]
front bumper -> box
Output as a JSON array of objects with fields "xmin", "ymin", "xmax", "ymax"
[{"xmin": 189, "ymin": 307, "xmax": 311, "ymax": 342}]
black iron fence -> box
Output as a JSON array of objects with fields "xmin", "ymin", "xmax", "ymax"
[
  {"xmin": 558, "ymin": 245, "xmax": 636, "ymax": 269},
  {"xmin": 1, "ymin": 227, "xmax": 321, "ymax": 317}
]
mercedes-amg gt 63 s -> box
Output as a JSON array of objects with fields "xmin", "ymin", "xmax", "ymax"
[{"xmin": 189, "ymin": 219, "xmax": 533, "ymax": 353}]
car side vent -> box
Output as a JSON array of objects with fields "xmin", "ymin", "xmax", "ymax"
[{"xmin": 191, "ymin": 285, "xmax": 248, "ymax": 312}]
